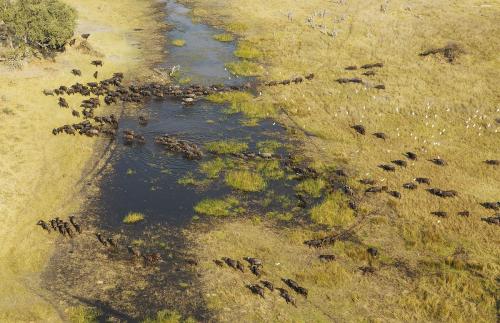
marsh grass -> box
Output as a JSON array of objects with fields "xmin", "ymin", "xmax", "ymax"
[
  {"xmin": 205, "ymin": 139, "xmax": 248, "ymax": 154},
  {"xmin": 225, "ymin": 170, "xmax": 266, "ymax": 192},
  {"xmin": 171, "ymin": 39, "xmax": 186, "ymax": 47},
  {"xmin": 226, "ymin": 60, "xmax": 264, "ymax": 76},
  {"xmin": 213, "ymin": 33, "xmax": 234, "ymax": 42},
  {"xmin": 123, "ymin": 212, "xmax": 145, "ymax": 224},
  {"xmin": 194, "ymin": 196, "xmax": 240, "ymax": 217}
]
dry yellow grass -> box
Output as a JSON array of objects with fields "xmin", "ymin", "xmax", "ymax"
[
  {"xmin": 182, "ymin": 0, "xmax": 500, "ymax": 321},
  {"xmin": 0, "ymin": 0, "xmax": 163, "ymax": 321}
]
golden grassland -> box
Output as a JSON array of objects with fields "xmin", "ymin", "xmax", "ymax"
[
  {"xmin": 182, "ymin": 0, "xmax": 500, "ymax": 321},
  {"xmin": 0, "ymin": 0, "xmax": 164, "ymax": 321}
]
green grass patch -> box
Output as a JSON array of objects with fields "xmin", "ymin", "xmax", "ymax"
[
  {"xmin": 179, "ymin": 77, "xmax": 191, "ymax": 85},
  {"xmin": 257, "ymin": 140, "xmax": 282, "ymax": 154},
  {"xmin": 123, "ymin": 212, "xmax": 145, "ymax": 224},
  {"xmin": 200, "ymin": 157, "xmax": 234, "ymax": 178},
  {"xmin": 295, "ymin": 178, "xmax": 326, "ymax": 198},
  {"xmin": 266, "ymin": 211, "xmax": 294, "ymax": 221},
  {"xmin": 67, "ymin": 305, "xmax": 100, "ymax": 323},
  {"xmin": 310, "ymin": 192, "xmax": 354, "ymax": 227},
  {"xmin": 205, "ymin": 139, "xmax": 248, "ymax": 154},
  {"xmin": 234, "ymin": 42, "xmax": 262, "ymax": 59},
  {"xmin": 171, "ymin": 39, "xmax": 186, "ymax": 47},
  {"xmin": 207, "ymin": 91, "xmax": 276, "ymax": 119},
  {"xmin": 226, "ymin": 60, "xmax": 264, "ymax": 76},
  {"xmin": 213, "ymin": 33, "xmax": 234, "ymax": 42},
  {"xmin": 225, "ymin": 170, "xmax": 266, "ymax": 192},
  {"xmin": 194, "ymin": 196, "xmax": 240, "ymax": 217},
  {"xmin": 178, "ymin": 172, "xmax": 211, "ymax": 187},
  {"xmin": 256, "ymin": 159, "xmax": 284, "ymax": 180},
  {"xmin": 226, "ymin": 22, "xmax": 247, "ymax": 33},
  {"xmin": 142, "ymin": 309, "xmax": 196, "ymax": 323}
]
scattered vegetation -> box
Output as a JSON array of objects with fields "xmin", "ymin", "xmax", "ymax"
[
  {"xmin": 205, "ymin": 139, "xmax": 248, "ymax": 154},
  {"xmin": 123, "ymin": 212, "xmax": 145, "ymax": 224},
  {"xmin": 225, "ymin": 60, "xmax": 263, "ymax": 76},
  {"xmin": 194, "ymin": 196, "xmax": 240, "ymax": 217},
  {"xmin": 225, "ymin": 170, "xmax": 266, "ymax": 192},
  {"xmin": 213, "ymin": 33, "xmax": 234, "ymax": 42},
  {"xmin": 171, "ymin": 39, "xmax": 186, "ymax": 47}
]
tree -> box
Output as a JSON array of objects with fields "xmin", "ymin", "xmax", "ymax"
[{"xmin": 0, "ymin": 0, "xmax": 77, "ymax": 51}]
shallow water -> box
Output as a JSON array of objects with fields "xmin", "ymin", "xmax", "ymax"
[
  {"xmin": 96, "ymin": 0, "xmax": 290, "ymax": 230},
  {"xmin": 44, "ymin": 1, "xmax": 302, "ymax": 321}
]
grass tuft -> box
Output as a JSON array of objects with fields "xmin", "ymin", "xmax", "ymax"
[
  {"xmin": 225, "ymin": 170, "xmax": 266, "ymax": 192},
  {"xmin": 123, "ymin": 212, "xmax": 145, "ymax": 224},
  {"xmin": 194, "ymin": 196, "xmax": 240, "ymax": 217}
]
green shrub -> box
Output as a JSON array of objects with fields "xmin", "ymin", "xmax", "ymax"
[{"xmin": 1, "ymin": 0, "xmax": 77, "ymax": 51}]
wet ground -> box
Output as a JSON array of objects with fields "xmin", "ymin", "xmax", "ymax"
[{"xmin": 42, "ymin": 1, "xmax": 309, "ymax": 321}]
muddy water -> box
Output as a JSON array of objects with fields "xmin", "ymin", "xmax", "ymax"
[{"xmin": 44, "ymin": 1, "xmax": 300, "ymax": 321}]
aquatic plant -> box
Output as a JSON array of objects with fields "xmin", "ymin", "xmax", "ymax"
[
  {"xmin": 123, "ymin": 212, "xmax": 145, "ymax": 224},
  {"xmin": 225, "ymin": 170, "xmax": 266, "ymax": 192},
  {"xmin": 194, "ymin": 197, "xmax": 240, "ymax": 217}
]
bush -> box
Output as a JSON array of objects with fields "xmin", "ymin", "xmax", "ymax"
[{"xmin": 0, "ymin": 0, "xmax": 77, "ymax": 51}]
